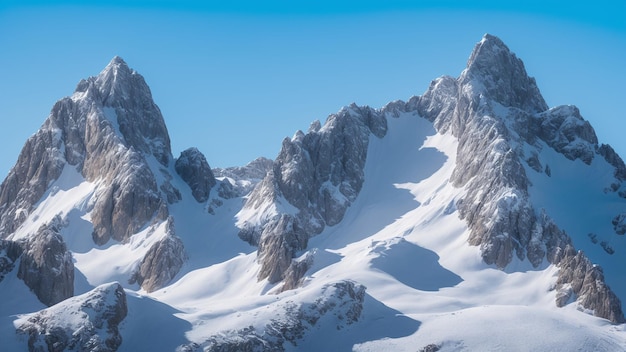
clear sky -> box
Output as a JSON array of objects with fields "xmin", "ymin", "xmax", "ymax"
[{"xmin": 0, "ymin": 1, "xmax": 624, "ymax": 176}]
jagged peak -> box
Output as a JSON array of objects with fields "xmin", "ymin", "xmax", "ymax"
[
  {"xmin": 459, "ymin": 34, "xmax": 548, "ymax": 113},
  {"xmin": 100, "ymin": 56, "xmax": 132, "ymax": 78},
  {"xmin": 465, "ymin": 34, "xmax": 514, "ymax": 73}
]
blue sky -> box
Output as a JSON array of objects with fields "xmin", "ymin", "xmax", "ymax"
[{"xmin": 0, "ymin": 1, "xmax": 625, "ymax": 176}]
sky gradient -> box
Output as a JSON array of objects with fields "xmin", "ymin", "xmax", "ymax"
[{"xmin": 0, "ymin": 1, "xmax": 624, "ymax": 176}]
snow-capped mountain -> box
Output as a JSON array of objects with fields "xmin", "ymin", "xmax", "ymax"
[{"xmin": 2, "ymin": 34, "xmax": 626, "ymax": 351}]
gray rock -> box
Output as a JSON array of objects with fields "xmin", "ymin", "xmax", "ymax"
[
  {"xmin": 460, "ymin": 33, "xmax": 548, "ymax": 114},
  {"xmin": 16, "ymin": 282, "xmax": 128, "ymax": 352},
  {"xmin": 129, "ymin": 218, "xmax": 187, "ymax": 292},
  {"xmin": 536, "ymin": 105, "xmax": 598, "ymax": 164},
  {"xmin": 0, "ymin": 57, "xmax": 189, "ymax": 293},
  {"xmin": 0, "ymin": 125, "xmax": 65, "ymax": 237},
  {"xmin": 555, "ymin": 247, "xmax": 624, "ymax": 323},
  {"xmin": 279, "ymin": 251, "xmax": 315, "ymax": 292},
  {"xmin": 239, "ymin": 104, "xmax": 387, "ymax": 283},
  {"xmin": 213, "ymin": 157, "xmax": 273, "ymax": 182},
  {"xmin": 180, "ymin": 280, "xmax": 365, "ymax": 352},
  {"xmin": 17, "ymin": 223, "xmax": 74, "ymax": 307},
  {"xmin": 0, "ymin": 56, "xmax": 173, "ymax": 247},
  {"xmin": 90, "ymin": 158, "xmax": 164, "ymax": 245},
  {"xmin": 0, "ymin": 239, "xmax": 22, "ymax": 283},
  {"xmin": 417, "ymin": 34, "xmax": 624, "ymax": 322},
  {"xmin": 175, "ymin": 147, "xmax": 216, "ymax": 203},
  {"xmin": 598, "ymin": 144, "xmax": 626, "ymax": 181},
  {"xmin": 612, "ymin": 213, "xmax": 626, "ymax": 235}
]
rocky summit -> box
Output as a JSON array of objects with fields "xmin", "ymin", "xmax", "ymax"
[{"xmin": 1, "ymin": 34, "xmax": 626, "ymax": 351}]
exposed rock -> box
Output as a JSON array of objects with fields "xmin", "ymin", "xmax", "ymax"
[
  {"xmin": 587, "ymin": 233, "xmax": 599, "ymax": 244},
  {"xmin": 0, "ymin": 239, "xmax": 22, "ymax": 283},
  {"xmin": 279, "ymin": 251, "xmax": 315, "ymax": 292},
  {"xmin": 460, "ymin": 33, "xmax": 548, "ymax": 114},
  {"xmin": 213, "ymin": 157, "xmax": 273, "ymax": 182},
  {"xmin": 598, "ymin": 144, "xmax": 626, "ymax": 181},
  {"xmin": 129, "ymin": 218, "xmax": 186, "ymax": 292},
  {"xmin": 17, "ymin": 223, "xmax": 74, "ymax": 307},
  {"xmin": 180, "ymin": 280, "xmax": 365, "ymax": 351},
  {"xmin": 600, "ymin": 241, "xmax": 615, "ymax": 255},
  {"xmin": 612, "ymin": 213, "xmax": 626, "ymax": 235},
  {"xmin": 16, "ymin": 282, "xmax": 128, "ymax": 352},
  {"xmin": 239, "ymin": 104, "xmax": 387, "ymax": 283},
  {"xmin": 416, "ymin": 34, "xmax": 624, "ymax": 322},
  {"xmin": 175, "ymin": 147, "xmax": 216, "ymax": 203},
  {"xmin": 536, "ymin": 105, "xmax": 597, "ymax": 164},
  {"xmin": 0, "ymin": 56, "xmax": 174, "ymax": 246},
  {"xmin": 419, "ymin": 344, "xmax": 441, "ymax": 352},
  {"xmin": 0, "ymin": 124, "xmax": 65, "ymax": 237},
  {"xmin": 256, "ymin": 215, "xmax": 307, "ymax": 283},
  {"xmin": 90, "ymin": 159, "xmax": 164, "ymax": 245},
  {"xmin": 555, "ymin": 247, "xmax": 624, "ymax": 323}
]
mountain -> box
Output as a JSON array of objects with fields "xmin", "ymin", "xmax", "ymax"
[{"xmin": 2, "ymin": 34, "xmax": 626, "ymax": 351}]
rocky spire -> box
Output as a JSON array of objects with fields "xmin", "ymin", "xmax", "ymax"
[
  {"xmin": 416, "ymin": 34, "xmax": 624, "ymax": 323},
  {"xmin": 459, "ymin": 34, "xmax": 548, "ymax": 113},
  {"xmin": 0, "ymin": 57, "xmax": 186, "ymax": 294},
  {"xmin": 77, "ymin": 56, "xmax": 172, "ymax": 166}
]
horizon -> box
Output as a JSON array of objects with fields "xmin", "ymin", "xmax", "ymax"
[{"xmin": 0, "ymin": 1, "xmax": 624, "ymax": 176}]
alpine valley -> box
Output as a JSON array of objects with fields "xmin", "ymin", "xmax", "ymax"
[{"xmin": 2, "ymin": 34, "xmax": 626, "ymax": 351}]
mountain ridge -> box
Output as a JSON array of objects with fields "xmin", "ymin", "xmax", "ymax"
[{"xmin": 1, "ymin": 33, "xmax": 626, "ymax": 350}]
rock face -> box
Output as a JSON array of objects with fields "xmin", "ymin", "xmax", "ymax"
[
  {"xmin": 556, "ymin": 247, "xmax": 624, "ymax": 323},
  {"xmin": 0, "ymin": 57, "xmax": 188, "ymax": 293},
  {"xmin": 237, "ymin": 104, "xmax": 387, "ymax": 283},
  {"xmin": 0, "ymin": 57, "xmax": 173, "ymax": 242},
  {"xmin": 16, "ymin": 282, "xmax": 128, "ymax": 352},
  {"xmin": 129, "ymin": 218, "xmax": 187, "ymax": 292},
  {"xmin": 179, "ymin": 280, "xmax": 365, "ymax": 352},
  {"xmin": 17, "ymin": 223, "xmax": 74, "ymax": 307},
  {"xmin": 415, "ymin": 34, "xmax": 624, "ymax": 322},
  {"xmin": 213, "ymin": 157, "xmax": 274, "ymax": 182},
  {"xmin": 0, "ymin": 239, "xmax": 22, "ymax": 283},
  {"xmin": 175, "ymin": 147, "xmax": 216, "ymax": 203}
]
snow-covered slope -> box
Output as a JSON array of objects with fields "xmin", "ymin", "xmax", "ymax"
[{"xmin": 1, "ymin": 34, "xmax": 626, "ymax": 351}]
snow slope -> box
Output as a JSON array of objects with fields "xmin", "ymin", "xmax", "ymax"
[
  {"xmin": 143, "ymin": 112, "xmax": 626, "ymax": 350},
  {"xmin": 1, "ymin": 103, "xmax": 625, "ymax": 351}
]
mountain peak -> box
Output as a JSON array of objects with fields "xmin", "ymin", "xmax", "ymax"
[
  {"xmin": 68, "ymin": 57, "xmax": 172, "ymax": 167},
  {"xmin": 460, "ymin": 33, "xmax": 548, "ymax": 113},
  {"xmin": 102, "ymin": 55, "xmax": 130, "ymax": 75}
]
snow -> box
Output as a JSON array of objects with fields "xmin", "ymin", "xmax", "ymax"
[
  {"xmin": 523, "ymin": 138, "xmax": 626, "ymax": 307},
  {"xmin": 9, "ymin": 164, "xmax": 95, "ymax": 244},
  {"xmin": 3, "ymin": 109, "xmax": 626, "ymax": 350}
]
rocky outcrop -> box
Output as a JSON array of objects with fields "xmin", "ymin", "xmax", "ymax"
[
  {"xmin": 612, "ymin": 213, "xmax": 626, "ymax": 235},
  {"xmin": 213, "ymin": 157, "xmax": 273, "ymax": 182},
  {"xmin": 213, "ymin": 157, "xmax": 274, "ymax": 198},
  {"xmin": 90, "ymin": 158, "xmax": 164, "ymax": 245},
  {"xmin": 416, "ymin": 34, "xmax": 624, "ymax": 322},
  {"xmin": 179, "ymin": 280, "xmax": 365, "ymax": 352},
  {"xmin": 0, "ymin": 57, "xmax": 190, "ymax": 293},
  {"xmin": 16, "ymin": 282, "xmax": 128, "ymax": 352},
  {"xmin": 175, "ymin": 147, "xmax": 216, "ymax": 203},
  {"xmin": 0, "ymin": 126, "xmax": 65, "ymax": 237},
  {"xmin": 17, "ymin": 223, "xmax": 74, "ymax": 307},
  {"xmin": 279, "ymin": 251, "xmax": 315, "ymax": 293},
  {"xmin": 555, "ymin": 247, "xmax": 624, "ymax": 323},
  {"xmin": 129, "ymin": 218, "xmax": 186, "ymax": 292},
  {"xmin": 0, "ymin": 57, "xmax": 174, "ymax": 242},
  {"xmin": 536, "ymin": 105, "xmax": 598, "ymax": 164},
  {"xmin": 0, "ymin": 239, "xmax": 22, "ymax": 283},
  {"xmin": 238, "ymin": 104, "xmax": 387, "ymax": 284}
]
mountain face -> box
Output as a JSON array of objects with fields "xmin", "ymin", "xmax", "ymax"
[{"xmin": 2, "ymin": 34, "xmax": 626, "ymax": 351}]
